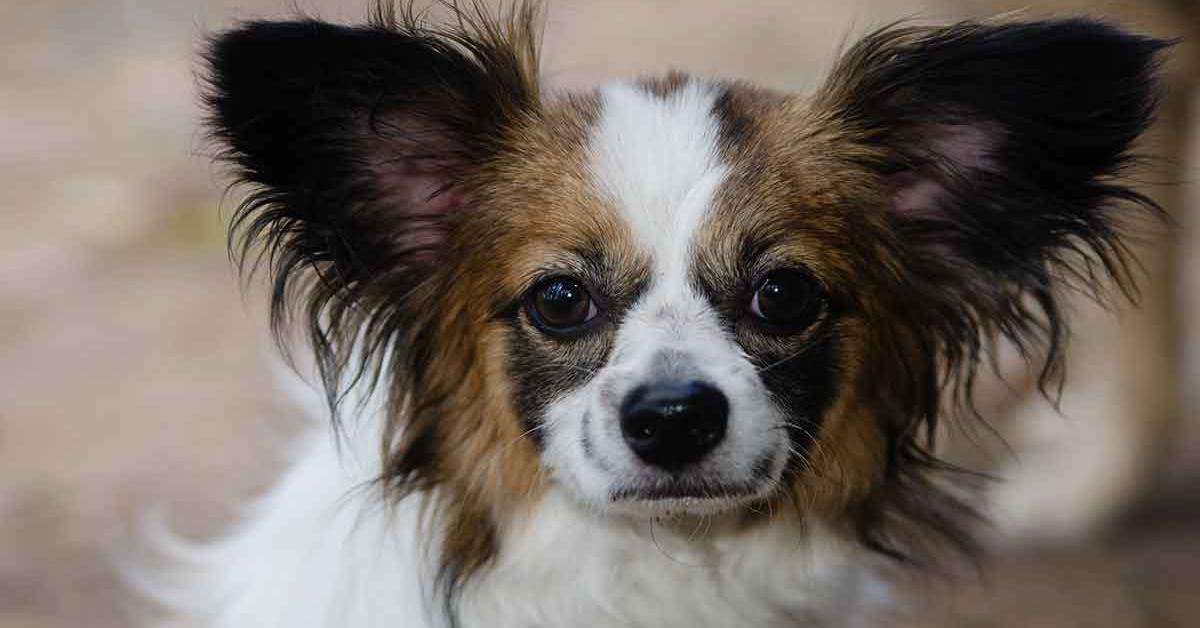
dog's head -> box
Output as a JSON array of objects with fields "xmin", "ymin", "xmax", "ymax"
[{"xmin": 206, "ymin": 0, "xmax": 1164, "ymax": 586}]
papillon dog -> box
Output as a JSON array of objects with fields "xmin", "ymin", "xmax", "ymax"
[{"xmin": 141, "ymin": 2, "xmax": 1166, "ymax": 626}]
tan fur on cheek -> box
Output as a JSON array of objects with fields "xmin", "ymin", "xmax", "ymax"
[
  {"xmin": 386, "ymin": 274, "xmax": 549, "ymax": 577},
  {"xmin": 438, "ymin": 325, "xmax": 548, "ymax": 571},
  {"xmin": 383, "ymin": 94, "xmax": 640, "ymax": 578},
  {"xmin": 786, "ymin": 316, "xmax": 885, "ymax": 519},
  {"xmin": 445, "ymin": 329, "xmax": 546, "ymax": 501}
]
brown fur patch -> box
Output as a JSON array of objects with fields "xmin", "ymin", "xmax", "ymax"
[
  {"xmin": 636, "ymin": 70, "xmax": 691, "ymax": 99},
  {"xmin": 384, "ymin": 87, "xmax": 657, "ymax": 584},
  {"xmin": 698, "ymin": 81, "xmax": 954, "ymax": 547}
]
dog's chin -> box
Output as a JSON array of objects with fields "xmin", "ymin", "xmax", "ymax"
[{"xmin": 602, "ymin": 478, "xmax": 780, "ymax": 518}]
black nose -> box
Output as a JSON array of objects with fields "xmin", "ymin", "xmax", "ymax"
[{"xmin": 619, "ymin": 381, "xmax": 729, "ymax": 470}]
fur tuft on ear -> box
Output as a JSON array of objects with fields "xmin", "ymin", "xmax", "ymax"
[
  {"xmin": 820, "ymin": 17, "xmax": 1168, "ymax": 408},
  {"xmin": 203, "ymin": 1, "xmax": 541, "ymax": 410},
  {"xmin": 817, "ymin": 18, "xmax": 1168, "ymax": 560}
]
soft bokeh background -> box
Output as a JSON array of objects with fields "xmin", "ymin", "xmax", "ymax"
[{"xmin": 2, "ymin": 1, "xmax": 1198, "ymax": 626}]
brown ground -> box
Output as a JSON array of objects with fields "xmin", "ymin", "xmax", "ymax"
[{"xmin": 1, "ymin": 1, "xmax": 1197, "ymax": 626}]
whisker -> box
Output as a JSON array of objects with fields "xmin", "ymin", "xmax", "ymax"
[
  {"xmin": 462, "ymin": 422, "xmax": 547, "ymax": 497},
  {"xmin": 756, "ymin": 327, "xmax": 837, "ymax": 374},
  {"xmin": 779, "ymin": 420, "xmax": 838, "ymax": 472},
  {"xmin": 775, "ymin": 421, "xmax": 846, "ymax": 489},
  {"xmin": 519, "ymin": 362, "xmax": 602, "ymax": 379},
  {"xmin": 685, "ymin": 513, "xmax": 707, "ymax": 542}
]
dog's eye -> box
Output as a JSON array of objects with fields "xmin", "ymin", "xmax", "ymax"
[
  {"xmin": 748, "ymin": 269, "xmax": 824, "ymax": 333},
  {"xmin": 527, "ymin": 276, "xmax": 599, "ymax": 336}
]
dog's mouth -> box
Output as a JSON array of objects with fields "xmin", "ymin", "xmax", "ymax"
[
  {"xmin": 601, "ymin": 448, "xmax": 784, "ymax": 515},
  {"xmin": 610, "ymin": 480, "xmax": 763, "ymax": 502},
  {"xmin": 606, "ymin": 477, "xmax": 777, "ymax": 515}
]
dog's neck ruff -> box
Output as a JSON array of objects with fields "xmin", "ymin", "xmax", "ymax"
[{"xmin": 142, "ymin": 400, "xmax": 880, "ymax": 628}]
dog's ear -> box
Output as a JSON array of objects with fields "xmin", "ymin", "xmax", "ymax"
[
  {"xmin": 819, "ymin": 19, "xmax": 1167, "ymax": 389},
  {"xmin": 204, "ymin": 9, "xmax": 540, "ymax": 396}
]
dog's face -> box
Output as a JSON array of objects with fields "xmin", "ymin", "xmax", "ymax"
[
  {"xmin": 206, "ymin": 2, "xmax": 1163, "ymax": 578},
  {"xmin": 502, "ymin": 80, "xmax": 852, "ymax": 515}
]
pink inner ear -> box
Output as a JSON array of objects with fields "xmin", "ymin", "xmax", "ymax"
[
  {"xmin": 890, "ymin": 122, "xmax": 1000, "ymax": 217},
  {"xmin": 393, "ymin": 157, "xmax": 464, "ymax": 216},
  {"xmin": 365, "ymin": 120, "xmax": 467, "ymax": 264},
  {"xmin": 392, "ymin": 159, "xmax": 463, "ymax": 262}
]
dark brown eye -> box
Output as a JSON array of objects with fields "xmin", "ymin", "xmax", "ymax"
[
  {"xmin": 527, "ymin": 276, "xmax": 598, "ymax": 335},
  {"xmin": 749, "ymin": 269, "xmax": 824, "ymax": 333}
]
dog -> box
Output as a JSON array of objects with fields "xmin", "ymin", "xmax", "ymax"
[{"xmin": 140, "ymin": 2, "xmax": 1166, "ymax": 626}]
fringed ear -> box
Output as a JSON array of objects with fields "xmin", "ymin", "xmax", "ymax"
[
  {"xmin": 816, "ymin": 19, "xmax": 1168, "ymax": 563},
  {"xmin": 203, "ymin": 3, "xmax": 540, "ymax": 404},
  {"xmin": 820, "ymin": 18, "xmax": 1168, "ymax": 398}
]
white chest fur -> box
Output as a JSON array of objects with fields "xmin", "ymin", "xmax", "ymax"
[
  {"xmin": 461, "ymin": 490, "xmax": 873, "ymax": 628},
  {"xmin": 141, "ymin": 413, "xmax": 878, "ymax": 628}
]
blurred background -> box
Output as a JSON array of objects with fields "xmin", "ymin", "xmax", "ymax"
[{"xmin": 1, "ymin": 1, "xmax": 1198, "ymax": 626}]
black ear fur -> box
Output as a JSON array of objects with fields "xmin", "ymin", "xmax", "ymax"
[
  {"xmin": 203, "ymin": 5, "xmax": 540, "ymax": 405},
  {"xmin": 825, "ymin": 18, "xmax": 1168, "ymax": 397},
  {"xmin": 820, "ymin": 19, "xmax": 1168, "ymax": 560}
]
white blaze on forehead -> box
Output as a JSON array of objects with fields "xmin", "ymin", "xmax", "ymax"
[
  {"xmin": 587, "ymin": 80, "xmax": 728, "ymax": 280},
  {"xmin": 542, "ymin": 80, "xmax": 787, "ymax": 508}
]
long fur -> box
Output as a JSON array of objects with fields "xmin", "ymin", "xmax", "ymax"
[
  {"xmin": 139, "ymin": 3, "xmax": 1169, "ymax": 626},
  {"xmin": 815, "ymin": 18, "xmax": 1167, "ymax": 560}
]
